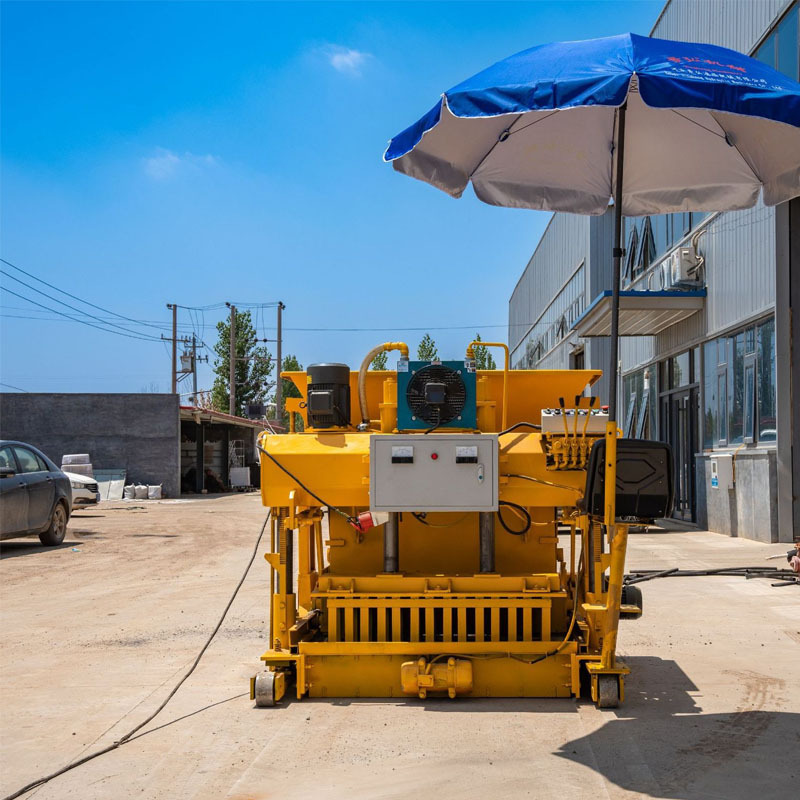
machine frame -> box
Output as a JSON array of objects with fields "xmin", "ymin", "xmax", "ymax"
[{"xmin": 251, "ymin": 342, "xmax": 648, "ymax": 708}]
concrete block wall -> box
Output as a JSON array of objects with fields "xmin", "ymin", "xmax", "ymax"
[
  {"xmin": 0, "ymin": 393, "xmax": 180, "ymax": 498},
  {"xmin": 698, "ymin": 451, "xmax": 778, "ymax": 542}
]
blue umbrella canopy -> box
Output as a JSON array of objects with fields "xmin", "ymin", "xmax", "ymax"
[{"xmin": 385, "ymin": 33, "xmax": 800, "ymax": 215}]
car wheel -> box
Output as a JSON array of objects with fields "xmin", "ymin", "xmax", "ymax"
[{"xmin": 39, "ymin": 501, "xmax": 68, "ymax": 546}]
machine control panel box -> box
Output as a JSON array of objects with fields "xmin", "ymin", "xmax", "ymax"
[
  {"xmin": 541, "ymin": 408, "xmax": 609, "ymax": 434},
  {"xmin": 370, "ymin": 434, "xmax": 498, "ymax": 512}
]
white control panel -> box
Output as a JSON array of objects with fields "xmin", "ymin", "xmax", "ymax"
[
  {"xmin": 369, "ymin": 434, "xmax": 498, "ymax": 512},
  {"xmin": 541, "ymin": 408, "xmax": 609, "ymax": 434}
]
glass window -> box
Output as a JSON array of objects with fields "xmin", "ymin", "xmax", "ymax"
[
  {"xmin": 671, "ymin": 351, "xmax": 690, "ymax": 388},
  {"xmin": 729, "ymin": 333, "xmax": 745, "ymax": 444},
  {"xmin": 0, "ymin": 446, "xmax": 16, "ymax": 471},
  {"xmin": 756, "ymin": 31, "xmax": 776, "ymax": 69},
  {"xmin": 745, "ymin": 327, "xmax": 756, "ymax": 354},
  {"xmin": 744, "ymin": 364, "xmax": 756, "ymax": 442},
  {"xmin": 758, "ymin": 317, "xmax": 777, "ymax": 442},
  {"xmin": 777, "ymin": 4, "xmax": 799, "ymax": 80},
  {"xmin": 717, "ymin": 373, "xmax": 728, "ymax": 444},
  {"xmin": 703, "ymin": 340, "xmax": 717, "ymax": 448},
  {"xmin": 692, "ymin": 346, "xmax": 701, "ymax": 383},
  {"xmin": 13, "ymin": 447, "xmax": 45, "ymax": 473}
]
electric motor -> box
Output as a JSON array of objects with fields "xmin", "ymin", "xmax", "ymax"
[{"xmin": 306, "ymin": 363, "xmax": 351, "ymax": 429}]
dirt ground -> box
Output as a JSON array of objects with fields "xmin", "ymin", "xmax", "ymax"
[{"xmin": 1, "ymin": 493, "xmax": 798, "ymax": 800}]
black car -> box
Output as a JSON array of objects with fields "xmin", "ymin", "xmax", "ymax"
[{"xmin": 0, "ymin": 441, "xmax": 72, "ymax": 546}]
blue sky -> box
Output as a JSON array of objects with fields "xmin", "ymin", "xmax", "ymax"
[{"xmin": 0, "ymin": 0, "xmax": 661, "ymax": 397}]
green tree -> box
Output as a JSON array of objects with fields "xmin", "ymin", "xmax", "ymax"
[
  {"xmin": 471, "ymin": 333, "xmax": 497, "ymax": 370},
  {"xmin": 280, "ymin": 354, "xmax": 304, "ymax": 431},
  {"xmin": 370, "ymin": 351, "xmax": 388, "ymax": 370},
  {"xmin": 211, "ymin": 309, "xmax": 273, "ymax": 416},
  {"xmin": 417, "ymin": 333, "xmax": 439, "ymax": 361}
]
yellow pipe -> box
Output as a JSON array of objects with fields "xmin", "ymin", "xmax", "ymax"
[
  {"xmin": 357, "ymin": 342, "xmax": 409, "ymax": 429},
  {"xmin": 466, "ymin": 341, "xmax": 509, "ymax": 431},
  {"xmin": 600, "ymin": 525, "xmax": 628, "ymax": 669}
]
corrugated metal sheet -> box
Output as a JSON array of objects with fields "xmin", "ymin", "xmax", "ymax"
[
  {"xmin": 651, "ymin": 0, "xmax": 790, "ymax": 53},
  {"xmin": 508, "ymin": 213, "xmax": 590, "ymax": 356}
]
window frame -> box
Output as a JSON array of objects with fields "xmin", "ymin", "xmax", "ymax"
[{"xmin": 12, "ymin": 446, "xmax": 46, "ymax": 474}]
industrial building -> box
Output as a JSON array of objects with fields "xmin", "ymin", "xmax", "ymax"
[{"xmin": 508, "ymin": 0, "xmax": 799, "ymax": 542}]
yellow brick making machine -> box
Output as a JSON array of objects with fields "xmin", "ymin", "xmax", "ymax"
[{"xmin": 251, "ymin": 341, "xmax": 673, "ymax": 708}]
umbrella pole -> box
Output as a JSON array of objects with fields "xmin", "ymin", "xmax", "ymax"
[
  {"xmin": 604, "ymin": 102, "xmax": 626, "ymax": 530},
  {"xmin": 599, "ymin": 103, "xmax": 627, "ymax": 673}
]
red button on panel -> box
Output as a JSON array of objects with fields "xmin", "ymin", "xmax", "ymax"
[{"xmin": 431, "ymin": 452, "xmax": 439, "ymax": 460}]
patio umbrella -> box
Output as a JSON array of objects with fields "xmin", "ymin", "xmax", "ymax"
[{"xmin": 384, "ymin": 32, "xmax": 800, "ymax": 526}]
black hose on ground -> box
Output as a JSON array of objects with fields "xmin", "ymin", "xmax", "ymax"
[
  {"xmin": 624, "ymin": 566, "xmax": 798, "ymax": 586},
  {"xmin": 3, "ymin": 512, "xmax": 272, "ymax": 800}
]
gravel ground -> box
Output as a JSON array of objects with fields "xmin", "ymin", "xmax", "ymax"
[{"xmin": 1, "ymin": 494, "xmax": 797, "ymax": 800}]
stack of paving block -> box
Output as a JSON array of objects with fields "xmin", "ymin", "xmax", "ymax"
[{"xmin": 61, "ymin": 453, "xmax": 94, "ymax": 478}]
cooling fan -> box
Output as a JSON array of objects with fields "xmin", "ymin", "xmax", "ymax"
[{"xmin": 396, "ymin": 361, "xmax": 477, "ymax": 430}]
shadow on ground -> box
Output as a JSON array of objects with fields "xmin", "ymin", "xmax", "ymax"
[
  {"xmin": 555, "ymin": 656, "xmax": 797, "ymax": 799},
  {"xmin": 0, "ymin": 540, "xmax": 82, "ymax": 559}
]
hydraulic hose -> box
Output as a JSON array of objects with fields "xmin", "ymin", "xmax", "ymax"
[{"xmin": 358, "ymin": 342, "xmax": 408, "ymax": 429}]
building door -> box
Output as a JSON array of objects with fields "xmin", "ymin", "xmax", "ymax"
[{"xmin": 662, "ymin": 387, "xmax": 698, "ymax": 522}]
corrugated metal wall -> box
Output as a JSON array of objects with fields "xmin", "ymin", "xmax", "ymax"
[
  {"xmin": 508, "ymin": 213, "xmax": 590, "ymax": 359},
  {"xmin": 652, "ymin": 0, "xmax": 790, "ymax": 52}
]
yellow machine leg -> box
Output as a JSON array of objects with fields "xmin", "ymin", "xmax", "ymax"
[{"xmin": 600, "ymin": 524, "xmax": 628, "ymax": 670}]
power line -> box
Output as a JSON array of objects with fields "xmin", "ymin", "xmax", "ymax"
[
  {"xmin": 0, "ymin": 270, "xmax": 163, "ymax": 341},
  {"xmin": 0, "ymin": 287, "xmax": 164, "ymax": 342},
  {"xmin": 0, "ymin": 382, "xmax": 29, "ymax": 392},
  {"xmin": 0, "ymin": 257, "xmax": 168, "ymax": 332}
]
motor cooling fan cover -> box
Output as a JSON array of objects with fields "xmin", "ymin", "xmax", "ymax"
[{"xmin": 405, "ymin": 365, "xmax": 466, "ymax": 424}]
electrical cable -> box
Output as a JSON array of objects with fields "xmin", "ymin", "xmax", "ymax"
[
  {"xmin": 412, "ymin": 512, "xmax": 469, "ymax": 528},
  {"xmin": 504, "ymin": 472, "xmax": 582, "ymax": 493},
  {"xmin": 424, "ymin": 408, "xmax": 443, "ymax": 435},
  {"xmin": 2, "ymin": 513, "xmax": 271, "ymax": 800},
  {"xmin": 496, "ymin": 500, "xmax": 531, "ymax": 535},
  {"xmin": 0, "ymin": 287, "xmax": 163, "ymax": 343},
  {"xmin": 0, "ymin": 258, "xmax": 167, "ymax": 333},
  {"xmin": 498, "ymin": 421, "xmax": 541, "ymax": 436},
  {"xmin": 512, "ymin": 550, "xmax": 585, "ymax": 666},
  {"xmin": 256, "ymin": 444, "xmax": 360, "ymax": 529}
]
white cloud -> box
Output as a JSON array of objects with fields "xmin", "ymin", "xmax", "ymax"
[
  {"xmin": 322, "ymin": 45, "xmax": 371, "ymax": 76},
  {"xmin": 142, "ymin": 148, "xmax": 219, "ymax": 181}
]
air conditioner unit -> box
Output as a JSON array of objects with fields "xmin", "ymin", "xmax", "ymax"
[{"xmin": 670, "ymin": 247, "xmax": 698, "ymax": 284}]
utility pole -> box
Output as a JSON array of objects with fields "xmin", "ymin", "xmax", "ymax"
[
  {"xmin": 167, "ymin": 303, "xmax": 177, "ymax": 393},
  {"xmin": 228, "ymin": 303, "xmax": 237, "ymax": 416},
  {"xmin": 275, "ymin": 301, "xmax": 285, "ymax": 422},
  {"xmin": 192, "ymin": 334, "xmax": 198, "ymax": 402}
]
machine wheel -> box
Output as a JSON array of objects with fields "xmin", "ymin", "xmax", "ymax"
[
  {"xmin": 253, "ymin": 671, "xmax": 278, "ymax": 707},
  {"xmin": 597, "ymin": 675, "xmax": 620, "ymax": 709},
  {"xmin": 39, "ymin": 502, "xmax": 68, "ymax": 546}
]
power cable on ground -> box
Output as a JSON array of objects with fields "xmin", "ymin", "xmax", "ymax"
[{"xmin": 2, "ymin": 512, "xmax": 271, "ymax": 800}]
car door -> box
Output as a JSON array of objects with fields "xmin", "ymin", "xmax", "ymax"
[
  {"xmin": 0, "ymin": 445, "xmax": 28, "ymax": 536},
  {"xmin": 12, "ymin": 446, "xmax": 56, "ymax": 531}
]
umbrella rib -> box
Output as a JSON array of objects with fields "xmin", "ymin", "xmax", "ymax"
[
  {"xmin": 708, "ymin": 111, "xmax": 762, "ymax": 182},
  {"xmin": 672, "ymin": 109, "xmax": 761, "ymax": 182},
  {"xmin": 467, "ymin": 113, "xmax": 524, "ymax": 179},
  {"xmin": 505, "ymin": 109, "xmax": 561, "ymax": 139},
  {"xmin": 670, "ymin": 110, "xmax": 727, "ymax": 140}
]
